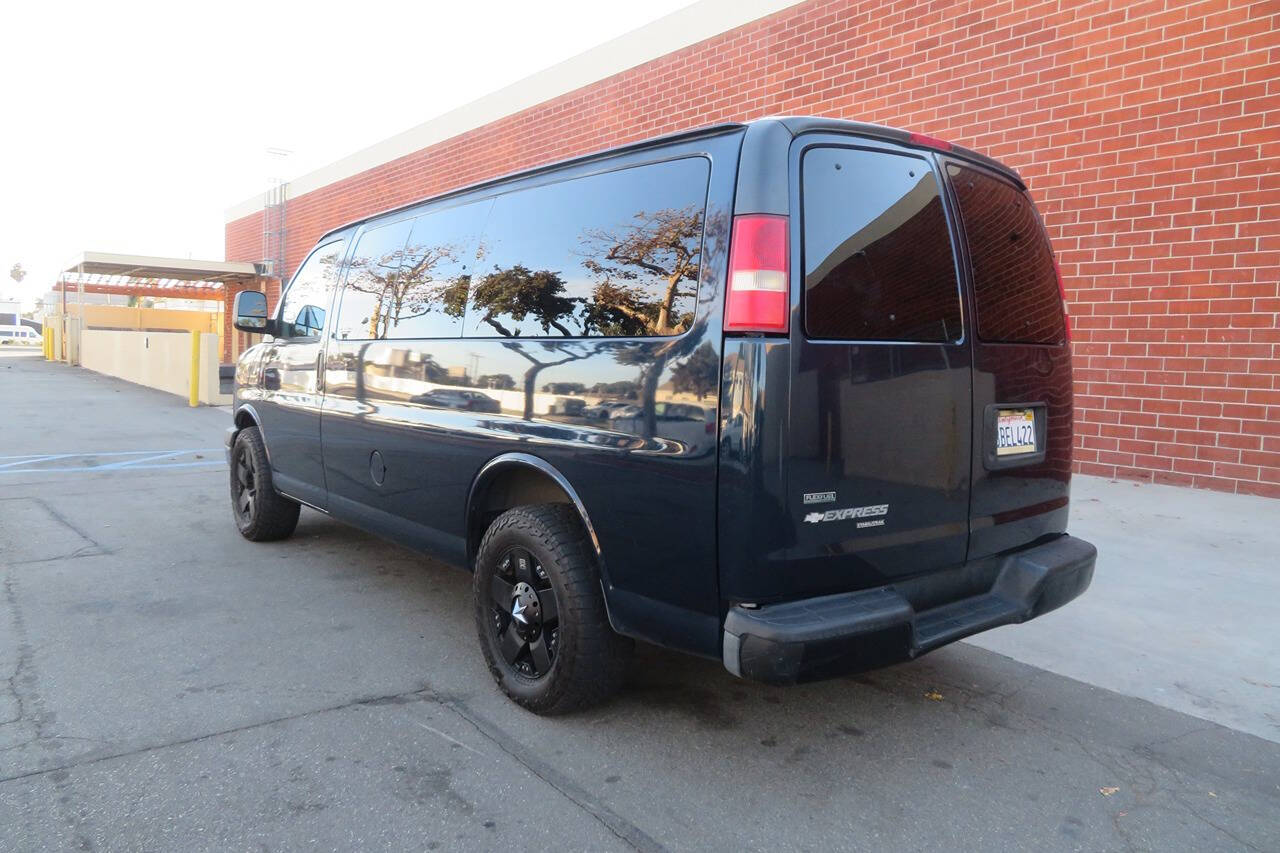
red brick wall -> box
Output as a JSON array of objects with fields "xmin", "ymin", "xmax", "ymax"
[{"xmin": 226, "ymin": 0, "xmax": 1280, "ymax": 497}]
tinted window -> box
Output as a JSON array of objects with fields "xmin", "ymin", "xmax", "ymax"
[
  {"xmin": 947, "ymin": 163, "xmax": 1065, "ymax": 344},
  {"xmin": 279, "ymin": 240, "xmax": 345, "ymax": 339},
  {"xmin": 803, "ymin": 147, "xmax": 961, "ymax": 342},
  {"xmin": 335, "ymin": 201, "xmax": 490, "ymax": 340},
  {"xmin": 333, "ymin": 219, "xmax": 413, "ymax": 340},
  {"xmin": 464, "ymin": 157, "xmax": 709, "ymax": 338}
]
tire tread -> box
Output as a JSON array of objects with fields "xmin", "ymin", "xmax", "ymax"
[
  {"xmin": 231, "ymin": 426, "xmax": 300, "ymax": 542},
  {"xmin": 474, "ymin": 504, "xmax": 630, "ymax": 714}
]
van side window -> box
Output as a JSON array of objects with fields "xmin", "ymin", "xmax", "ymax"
[
  {"xmin": 463, "ymin": 157, "xmax": 710, "ymax": 339},
  {"xmin": 946, "ymin": 163, "xmax": 1066, "ymax": 345},
  {"xmin": 278, "ymin": 240, "xmax": 346, "ymax": 339},
  {"xmin": 334, "ymin": 201, "xmax": 490, "ymax": 340},
  {"xmin": 803, "ymin": 147, "xmax": 962, "ymax": 342},
  {"xmin": 333, "ymin": 220, "xmax": 413, "ymax": 340}
]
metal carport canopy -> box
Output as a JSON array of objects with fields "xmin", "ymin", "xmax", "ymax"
[
  {"xmin": 52, "ymin": 253, "xmax": 277, "ymax": 363},
  {"xmin": 54, "ymin": 252, "xmax": 270, "ymax": 302},
  {"xmin": 60, "ymin": 252, "xmax": 264, "ymax": 281}
]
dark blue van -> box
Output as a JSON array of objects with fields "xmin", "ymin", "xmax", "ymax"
[{"xmin": 227, "ymin": 117, "xmax": 1095, "ymax": 713}]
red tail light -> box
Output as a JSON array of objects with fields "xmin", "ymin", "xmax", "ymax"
[
  {"xmin": 908, "ymin": 131, "xmax": 953, "ymax": 151},
  {"xmin": 725, "ymin": 214, "xmax": 789, "ymax": 333},
  {"xmin": 1054, "ymin": 258, "xmax": 1072, "ymax": 343}
]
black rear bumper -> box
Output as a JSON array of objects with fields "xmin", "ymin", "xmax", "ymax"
[{"xmin": 722, "ymin": 534, "xmax": 1096, "ymax": 684}]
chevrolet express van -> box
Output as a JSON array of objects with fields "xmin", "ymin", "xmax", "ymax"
[{"xmin": 227, "ymin": 117, "xmax": 1096, "ymax": 713}]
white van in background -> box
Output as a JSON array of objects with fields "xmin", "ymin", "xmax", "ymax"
[{"xmin": 0, "ymin": 325, "xmax": 41, "ymax": 345}]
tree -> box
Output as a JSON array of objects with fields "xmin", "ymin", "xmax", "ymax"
[
  {"xmin": 543, "ymin": 382, "xmax": 585, "ymax": 395},
  {"xmin": 478, "ymin": 373, "xmax": 516, "ymax": 390},
  {"xmin": 606, "ymin": 210, "xmax": 729, "ymax": 437},
  {"xmin": 470, "ymin": 265, "xmax": 578, "ymax": 337},
  {"xmin": 581, "ymin": 206, "xmax": 704, "ymax": 336},
  {"xmin": 505, "ymin": 341, "xmax": 588, "ymax": 420},
  {"xmin": 9, "ymin": 263, "xmax": 26, "ymax": 286},
  {"xmin": 589, "ymin": 380, "xmax": 638, "ymax": 399},
  {"xmin": 671, "ymin": 342, "xmax": 719, "ymax": 400},
  {"xmin": 341, "ymin": 239, "xmax": 468, "ymax": 339}
]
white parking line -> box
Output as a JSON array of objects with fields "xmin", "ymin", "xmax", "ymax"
[
  {"xmin": 0, "ymin": 448, "xmax": 220, "ymax": 460},
  {"xmin": 0, "ymin": 449, "xmax": 223, "ymax": 474},
  {"xmin": 0, "ymin": 454, "xmax": 77, "ymax": 469}
]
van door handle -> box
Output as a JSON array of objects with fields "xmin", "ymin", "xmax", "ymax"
[{"xmin": 263, "ymin": 368, "xmax": 281, "ymax": 390}]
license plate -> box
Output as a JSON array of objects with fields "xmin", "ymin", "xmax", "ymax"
[{"xmin": 996, "ymin": 408, "xmax": 1037, "ymax": 456}]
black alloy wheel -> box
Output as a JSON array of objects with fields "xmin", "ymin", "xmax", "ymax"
[
  {"xmin": 229, "ymin": 425, "xmax": 300, "ymax": 541},
  {"xmin": 472, "ymin": 504, "xmax": 631, "ymax": 714},
  {"xmin": 488, "ymin": 546, "xmax": 560, "ymax": 678},
  {"xmin": 232, "ymin": 443, "xmax": 257, "ymax": 524}
]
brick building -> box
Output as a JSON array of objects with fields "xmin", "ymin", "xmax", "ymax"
[{"xmin": 224, "ymin": 0, "xmax": 1280, "ymax": 496}]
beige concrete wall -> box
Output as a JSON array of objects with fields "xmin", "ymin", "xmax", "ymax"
[
  {"xmin": 52, "ymin": 306, "xmax": 223, "ymax": 362},
  {"xmin": 80, "ymin": 330, "xmax": 230, "ymax": 405},
  {"xmin": 66, "ymin": 304, "xmax": 218, "ymax": 333}
]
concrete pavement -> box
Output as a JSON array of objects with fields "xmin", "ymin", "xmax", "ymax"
[
  {"xmin": 2, "ymin": 350, "xmax": 1278, "ymax": 851},
  {"xmin": 970, "ymin": 475, "xmax": 1280, "ymax": 744}
]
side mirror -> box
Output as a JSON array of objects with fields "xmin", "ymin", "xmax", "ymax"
[{"xmin": 232, "ymin": 291, "xmax": 274, "ymax": 335}]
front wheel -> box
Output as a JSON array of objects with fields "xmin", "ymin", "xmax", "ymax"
[
  {"xmin": 230, "ymin": 425, "xmax": 300, "ymax": 542},
  {"xmin": 473, "ymin": 504, "xmax": 631, "ymax": 714}
]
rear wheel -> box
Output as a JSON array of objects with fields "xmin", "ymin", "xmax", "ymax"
[
  {"xmin": 230, "ymin": 426, "xmax": 300, "ymax": 542},
  {"xmin": 473, "ymin": 504, "xmax": 631, "ymax": 714}
]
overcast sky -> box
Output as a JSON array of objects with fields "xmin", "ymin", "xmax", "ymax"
[{"xmin": 0, "ymin": 0, "xmax": 693, "ymax": 308}]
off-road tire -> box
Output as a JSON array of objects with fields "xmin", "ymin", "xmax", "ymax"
[
  {"xmin": 230, "ymin": 426, "xmax": 300, "ymax": 542},
  {"xmin": 473, "ymin": 504, "xmax": 632, "ymax": 714}
]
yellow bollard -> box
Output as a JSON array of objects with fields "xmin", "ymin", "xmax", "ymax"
[
  {"xmin": 189, "ymin": 330, "xmax": 200, "ymax": 407},
  {"xmin": 43, "ymin": 327, "xmax": 50, "ymax": 360}
]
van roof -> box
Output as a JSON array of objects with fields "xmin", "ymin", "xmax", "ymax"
[
  {"xmin": 768, "ymin": 116, "xmax": 1024, "ymax": 187},
  {"xmin": 313, "ymin": 116, "xmax": 1024, "ymax": 247}
]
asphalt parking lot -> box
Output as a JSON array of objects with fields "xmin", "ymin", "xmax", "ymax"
[{"xmin": 2, "ymin": 350, "xmax": 1278, "ymax": 851}]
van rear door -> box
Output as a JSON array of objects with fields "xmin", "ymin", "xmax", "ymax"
[
  {"xmin": 941, "ymin": 160, "xmax": 1073, "ymax": 559},
  {"xmin": 779, "ymin": 138, "xmax": 973, "ymax": 600}
]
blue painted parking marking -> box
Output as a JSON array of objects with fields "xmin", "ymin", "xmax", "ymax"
[{"xmin": 0, "ymin": 449, "xmax": 224, "ymax": 474}]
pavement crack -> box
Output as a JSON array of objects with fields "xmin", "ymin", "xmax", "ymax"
[
  {"xmin": 0, "ymin": 685, "xmax": 436, "ymax": 786},
  {"xmin": 7, "ymin": 549, "xmax": 112, "ymax": 568},
  {"xmin": 30, "ymin": 496, "xmax": 106, "ymax": 552},
  {"xmin": 2, "ymin": 575, "xmax": 41, "ymax": 740},
  {"xmin": 1137, "ymin": 722, "xmax": 1218, "ymax": 752},
  {"xmin": 1171, "ymin": 791, "xmax": 1269, "ymax": 852},
  {"xmin": 4, "ymin": 683, "xmax": 662, "ymax": 851},
  {"xmin": 437, "ymin": 695, "xmax": 665, "ymax": 852}
]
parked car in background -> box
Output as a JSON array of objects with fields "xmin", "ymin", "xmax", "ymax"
[
  {"xmin": 226, "ymin": 116, "xmax": 1095, "ymax": 715},
  {"xmin": 409, "ymin": 388, "xmax": 502, "ymax": 413},
  {"xmin": 547, "ymin": 397, "xmax": 587, "ymax": 417},
  {"xmin": 607, "ymin": 404, "xmax": 642, "ymax": 420},
  {"xmin": 582, "ymin": 400, "xmax": 631, "ymax": 420},
  {"xmin": 609, "ymin": 401, "xmax": 717, "ymax": 456}
]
